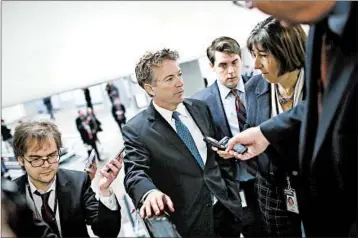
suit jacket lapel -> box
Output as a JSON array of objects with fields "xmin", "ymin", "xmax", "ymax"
[
  {"xmin": 311, "ymin": 48, "xmax": 355, "ymax": 164},
  {"xmin": 183, "ymin": 99, "xmax": 210, "ymax": 138},
  {"xmin": 56, "ymin": 170, "xmax": 72, "ymax": 234},
  {"xmin": 148, "ymin": 102, "xmax": 200, "ymax": 168},
  {"xmin": 15, "ymin": 174, "xmax": 28, "ymax": 194},
  {"xmin": 209, "ymin": 82, "xmax": 232, "ymax": 137},
  {"xmin": 254, "ymin": 77, "xmax": 270, "ymax": 124},
  {"xmin": 299, "ymin": 24, "xmax": 321, "ymax": 170}
]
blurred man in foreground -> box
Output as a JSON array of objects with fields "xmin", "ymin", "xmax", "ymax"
[{"xmin": 228, "ymin": 1, "xmax": 357, "ymax": 236}]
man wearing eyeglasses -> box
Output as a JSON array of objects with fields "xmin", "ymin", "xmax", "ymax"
[{"xmin": 13, "ymin": 121, "xmax": 122, "ymax": 237}]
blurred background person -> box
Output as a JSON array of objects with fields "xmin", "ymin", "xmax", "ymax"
[
  {"xmin": 105, "ymin": 81, "xmax": 120, "ymax": 105},
  {"xmin": 111, "ymin": 98, "xmax": 126, "ymax": 133},
  {"xmin": 2, "ymin": 119, "xmax": 14, "ymax": 154},
  {"xmin": 43, "ymin": 97, "xmax": 55, "ymax": 120},
  {"xmin": 83, "ymin": 88, "xmax": 93, "ymax": 110},
  {"xmin": 86, "ymin": 107, "xmax": 103, "ymax": 144},
  {"xmin": 76, "ymin": 113, "xmax": 102, "ymax": 161}
]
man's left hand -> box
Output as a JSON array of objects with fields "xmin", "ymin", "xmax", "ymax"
[{"xmin": 99, "ymin": 157, "xmax": 123, "ymax": 196}]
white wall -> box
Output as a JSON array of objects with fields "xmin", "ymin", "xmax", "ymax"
[
  {"xmin": 2, "ymin": 1, "xmax": 269, "ymax": 107},
  {"xmin": 1, "ymin": 104, "xmax": 27, "ymax": 123}
]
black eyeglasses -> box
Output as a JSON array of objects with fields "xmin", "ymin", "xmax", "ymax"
[{"xmin": 23, "ymin": 152, "xmax": 60, "ymax": 167}]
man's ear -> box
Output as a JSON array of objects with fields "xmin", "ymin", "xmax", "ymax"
[
  {"xmin": 17, "ymin": 156, "xmax": 24, "ymax": 166},
  {"xmin": 144, "ymin": 84, "xmax": 155, "ymax": 97}
]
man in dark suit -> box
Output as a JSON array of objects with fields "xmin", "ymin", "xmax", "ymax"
[
  {"xmin": 227, "ymin": 1, "xmax": 357, "ymax": 237},
  {"xmin": 75, "ymin": 110, "xmax": 102, "ymax": 161},
  {"xmin": 12, "ymin": 120, "xmax": 122, "ymax": 237},
  {"xmin": 111, "ymin": 98, "xmax": 126, "ymax": 133},
  {"xmin": 192, "ymin": 36, "xmax": 264, "ymax": 237},
  {"xmin": 123, "ymin": 48, "xmax": 242, "ymax": 237}
]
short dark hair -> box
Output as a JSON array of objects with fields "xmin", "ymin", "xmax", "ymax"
[
  {"xmin": 207, "ymin": 36, "xmax": 242, "ymax": 65},
  {"xmin": 247, "ymin": 16, "xmax": 307, "ymax": 75},
  {"xmin": 13, "ymin": 121, "xmax": 62, "ymax": 157}
]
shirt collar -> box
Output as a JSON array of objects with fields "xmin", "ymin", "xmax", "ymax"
[
  {"xmin": 28, "ymin": 176, "xmax": 57, "ymax": 195},
  {"xmin": 217, "ymin": 76, "xmax": 245, "ymax": 100},
  {"xmin": 152, "ymin": 101, "xmax": 188, "ymax": 124},
  {"xmin": 327, "ymin": 1, "xmax": 351, "ymax": 36}
]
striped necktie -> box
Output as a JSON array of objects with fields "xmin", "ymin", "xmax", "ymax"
[{"xmin": 232, "ymin": 89, "xmax": 247, "ymax": 131}]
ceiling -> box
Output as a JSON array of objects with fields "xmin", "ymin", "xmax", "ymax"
[{"xmin": 2, "ymin": 1, "xmax": 269, "ymax": 107}]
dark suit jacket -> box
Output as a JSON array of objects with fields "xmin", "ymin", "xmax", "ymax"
[
  {"xmin": 260, "ymin": 2, "xmax": 357, "ymax": 236},
  {"xmin": 123, "ymin": 99, "xmax": 241, "ymax": 237},
  {"xmin": 112, "ymin": 104, "xmax": 126, "ymax": 123},
  {"xmin": 192, "ymin": 81, "xmax": 232, "ymax": 138},
  {"xmin": 192, "ymin": 79, "xmax": 257, "ymax": 177},
  {"xmin": 245, "ymin": 74, "xmax": 304, "ymax": 180},
  {"xmin": 15, "ymin": 169, "xmax": 121, "ymax": 237}
]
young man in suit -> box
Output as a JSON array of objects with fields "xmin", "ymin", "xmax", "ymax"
[
  {"xmin": 122, "ymin": 48, "xmax": 242, "ymax": 237},
  {"xmin": 192, "ymin": 36, "xmax": 265, "ymax": 237},
  {"xmin": 227, "ymin": 1, "xmax": 357, "ymax": 237},
  {"xmin": 13, "ymin": 121, "xmax": 122, "ymax": 237}
]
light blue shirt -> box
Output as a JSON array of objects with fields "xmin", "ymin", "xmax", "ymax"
[{"xmin": 217, "ymin": 77, "xmax": 255, "ymax": 181}]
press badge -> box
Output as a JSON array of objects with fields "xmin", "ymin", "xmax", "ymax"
[
  {"xmin": 284, "ymin": 176, "xmax": 299, "ymax": 214},
  {"xmin": 239, "ymin": 190, "xmax": 247, "ymax": 208}
]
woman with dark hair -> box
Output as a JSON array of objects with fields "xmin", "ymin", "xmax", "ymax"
[
  {"xmin": 216, "ymin": 16, "xmax": 307, "ymax": 237},
  {"xmin": 245, "ymin": 16, "xmax": 307, "ymax": 237}
]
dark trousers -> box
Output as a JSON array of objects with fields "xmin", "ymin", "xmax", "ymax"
[
  {"xmin": 213, "ymin": 201, "xmax": 242, "ymax": 237},
  {"xmin": 87, "ymin": 139, "xmax": 101, "ymax": 161},
  {"xmin": 239, "ymin": 179, "xmax": 267, "ymax": 237},
  {"xmin": 116, "ymin": 120, "xmax": 126, "ymax": 134}
]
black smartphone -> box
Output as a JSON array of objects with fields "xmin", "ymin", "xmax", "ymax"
[
  {"xmin": 204, "ymin": 136, "xmax": 248, "ymax": 154},
  {"xmin": 105, "ymin": 147, "xmax": 125, "ymax": 173},
  {"xmin": 203, "ymin": 137, "xmax": 227, "ymax": 150}
]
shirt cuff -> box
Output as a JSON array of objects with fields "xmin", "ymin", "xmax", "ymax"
[
  {"xmin": 140, "ymin": 189, "xmax": 158, "ymax": 204},
  {"xmin": 99, "ymin": 189, "xmax": 118, "ymax": 211}
]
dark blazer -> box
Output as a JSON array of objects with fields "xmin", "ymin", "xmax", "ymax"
[
  {"xmin": 260, "ymin": 2, "xmax": 357, "ymax": 236},
  {"xmin": 245, "ymin": 74, "xmax": 304, "ymax": 180},
  {"xmin": 192, "ymin": 81, "xmax": 232, "ymax": 138},
  {"xmin": 192, "ymin": 79, "xmax": 257, "ymax": 176},
  {"xmin": 15, "ymin": 169, "xmax": 121, "ymax": 237},
  {"xmin": 191, "ymin": 76, "xmax": 250, "ymax": 137},
  {"xmin": 123, "ymin": 99, "xmax": 242, "ymax": 237},
  {"xmin": 111, "ymin": 104, "xmax": 126, "ymax": 123}
]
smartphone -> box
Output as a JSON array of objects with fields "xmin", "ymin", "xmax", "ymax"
[
  {"xmin": 85, "ymin": 149, "xmax": 97, "ymax": 170},
  {"xmin": 105, "ymin": 147, "xmax": 125, "ymax": 173},
  {"xmin": 203, "ymin": 137, "xmax": 227, "ymax": 150},
  {"xmin": 204, "ymin": 136, "xmax": 248, "ymax": 154}
]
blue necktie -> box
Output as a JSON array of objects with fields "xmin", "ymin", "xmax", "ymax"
[{"xmin": 172, "ymin": 111, "xmax": 204, "ymax": 169}]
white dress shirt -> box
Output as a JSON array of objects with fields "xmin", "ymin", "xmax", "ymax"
[
  {"xmin": 26, "ymin": 175, "xmax": 118, "ymax": 236},
  {"xmin": 153, "ymin": 101, "xmax": 208, "ymax": 164}
]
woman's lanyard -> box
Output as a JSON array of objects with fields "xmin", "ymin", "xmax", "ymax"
[{"xmin": 27, "ymin": 185, "xmax": 58, "ymax": 220}]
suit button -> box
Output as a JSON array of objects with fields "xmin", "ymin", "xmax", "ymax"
[
  {"xmin": 206, "ymin": 203, "xmax": 211, "ymax": 207},
  {"xmin": 292, "ymin": 171, "xmax": 298, "ymax": 176}
]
